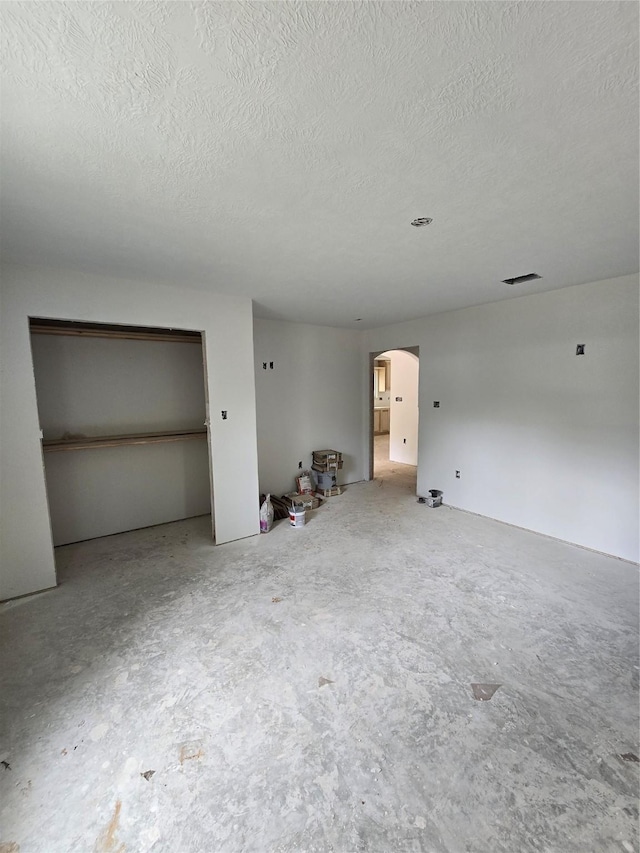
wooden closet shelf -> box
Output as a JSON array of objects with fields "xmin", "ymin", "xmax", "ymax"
[
  {"xmin": 43, "ymin": 429, "xmax": 207, "ymax": 453},
  {"xmin": 30, "ymin": 325, "xmax": 202, "ymax": 344}
]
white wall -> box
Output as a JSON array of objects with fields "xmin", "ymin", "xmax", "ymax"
[
  {"xmin": 30, "ymin": 335, "xmax": 207, "ymax": 437},
  {"xmin": 381, "ymin": 350, "xmax": 419, "ymax": 466},
  {"xmin": 43, "ymin": 441, "xmax": 211, "ymax": 546},
  {"xmin": 30, "ymin": 334, "xmax": 210, "ymax": 546},
  {"xmin": 365, "ymin": 275, "xmax": 639, "ymax": 562},
  {"xmin": 0, "ymin": 263, "xmax": 260, "ymax": 600},
  {"xmin": 375, "ymin": 389, "xmax": 391, "ymax": 407},
  {"xmin": 373, "ymin": 358, "xmax": 390, "ymax": 407},
  {"xmin": 254, "ymin": 318, "xmax": 364, "ymax": 496}
]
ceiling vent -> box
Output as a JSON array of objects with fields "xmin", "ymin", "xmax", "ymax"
[{"xmin": 502, "ymin": 273, "xmax": 542, "ymax": 286}]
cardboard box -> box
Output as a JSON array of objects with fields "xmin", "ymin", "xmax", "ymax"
[
  {"xmin": 312, "ymin": 462, "xmax": 343, "ymax": 472},
  {"xmin": 313, "ymin": 449, "xmax": 341, "ymax": 461},
  {"xmin": 285, "ymin": 492, "xmax": 321, "ymax": 510},
  {"xmin": 312, "ymin": 449, "xmax": 343, "ymax": 469}
]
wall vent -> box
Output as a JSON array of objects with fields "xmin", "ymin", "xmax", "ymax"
[{"xmin": 502, "ymin": 273, "xmax": 542, "ymax": 285}]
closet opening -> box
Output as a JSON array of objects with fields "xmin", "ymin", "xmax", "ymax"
[{"xmin": 29, "ymin": 318, "xmax": 214, "ymax": 561}]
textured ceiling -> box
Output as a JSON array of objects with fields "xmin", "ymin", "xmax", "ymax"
[{"xmin": 1, "ymin": 1, "xmax": 638, "ymax": 328}]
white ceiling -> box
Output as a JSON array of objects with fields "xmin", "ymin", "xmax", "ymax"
[{"xmin": 1, "ymin": 1, "xmax": 638, "ymax": 328}]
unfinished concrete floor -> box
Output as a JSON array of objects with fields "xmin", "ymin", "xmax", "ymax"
[
  {"xmin": 1, "ymin": 475, "xmax": 638, "ymax": 853},
  {"xmin": 373, "ymin": 433, "xmax": 417, "ymax": 492}
]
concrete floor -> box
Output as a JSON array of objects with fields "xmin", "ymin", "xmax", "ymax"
[
  {"xmin": 373, "ymin": 433, "xmax": 417, "ymax": 493},
  {"xmin": 1, "ymin": 465, "xmax": 638, "ymax": 852}
]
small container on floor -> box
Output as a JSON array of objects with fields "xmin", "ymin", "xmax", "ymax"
[
  {"xmin": 426, "ymin": 489, "xmax": 442, "ymax": 507},
  {"xmin": 289, "ymin": 506, "xmax": 306, "ymax": 527}
]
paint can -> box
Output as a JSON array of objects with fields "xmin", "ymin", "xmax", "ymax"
[
  {"xmin": 289, "ymin": 505, "xmax": 306, "ymax": 528},
  {"xmin": 426, "ymin": 489, "xmax": 443, "ymax": 507}
]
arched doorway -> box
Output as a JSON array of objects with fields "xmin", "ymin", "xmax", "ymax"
[{"xmin": 371, "ymin": 348, "xmax": 419, "ymax": 491}]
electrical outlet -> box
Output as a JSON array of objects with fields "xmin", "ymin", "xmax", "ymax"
[
  {"xmin": 298, "ymin": 461, "xmax": 302, "ymax": 469},
  {"xmin": 576, "ymin": 344, "xmax": 585, "ymax": 355},
  {"xmin": 263, "ymin": 362, "xmax": 267, "ymax": 370},
  {"xmin": 269, "ymin": 361, "xmax": 274, "ymax": 369},
  {"xmin": 455, "ymin": 470, "xmax": 460, "ymax": 479},
  {"xmin": 221, "ymin": 410, "xmax": 228, "ymax": 420},
  {"xmin": 403, "ymin": 438, "xmax": 407, "ymax": 444},
  {"xmin": 433, "ymin": 401, "xmax": 440, "ymax": 408}
]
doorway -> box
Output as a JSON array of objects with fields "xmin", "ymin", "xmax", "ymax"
[{"xmin": 370, "ymin": 348, "xmax": 419, "ymax": 491}]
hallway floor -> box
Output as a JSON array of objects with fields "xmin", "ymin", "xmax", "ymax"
[
  {"xmin": 1, "ymin": 477, "xmax": 638, "ymax": 853},
  {"xmin": 373, "ymin": 433, "xmax": 417, "ymax": 492}
]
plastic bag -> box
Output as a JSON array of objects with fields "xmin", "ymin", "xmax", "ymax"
[{"xmin": 259, "ymin": 494, "xmax": 274, "ymax": 533}]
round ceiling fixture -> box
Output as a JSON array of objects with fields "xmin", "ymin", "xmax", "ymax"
[{"xmin": 411, "ymin": 217, "xmax": 433, "ymax": 227}]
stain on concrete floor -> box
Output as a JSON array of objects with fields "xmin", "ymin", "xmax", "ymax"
[{"xmin": 94, "ymin": 800, "xmax": 124, "ymax": 853}]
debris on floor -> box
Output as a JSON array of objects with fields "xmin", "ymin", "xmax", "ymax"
[
  {"xmin": 141, "ymin": 770, "xmax": 155, "ymax": 781},
  {"xmin": 318, "ymin": 676, "xmax": 334, "ymax": 688},
  {"xmin": 619, "ymin": 752, "xmax": 639, "ymax": 763},
  {"xmin": 179, "ymin": 743, "xmax": 204, "ymax": 764},
  {"xmin": 271, "ymin": 597, "xmax": 282, "ymax": 603},
  {"xmin": 1, "ymin": 760, "xmax": 11, "ymax": 770},
  {"xmin": 275, "ymin": 451, "xmax": 345, "ymax": 515},
  {"xmin": 471, "ymin": 683, "xmax": 502, "ymax": 701}
]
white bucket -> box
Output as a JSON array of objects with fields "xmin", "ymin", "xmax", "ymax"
[{"xmin": 289, "ymin": 506, "xmax": 306, "ymax": 528}]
